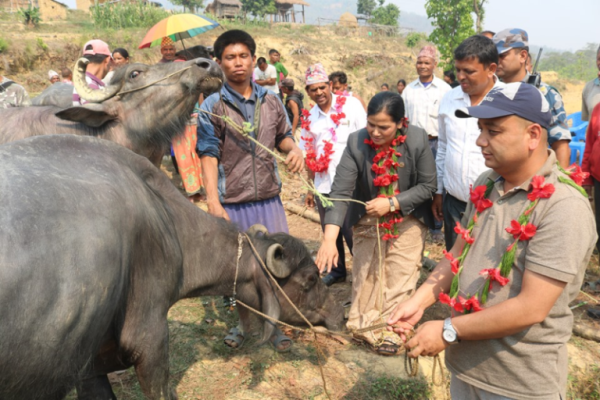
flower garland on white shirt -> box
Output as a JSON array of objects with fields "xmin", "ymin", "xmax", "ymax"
[{"xmin": 301, "ymin": 95, "xmax": 347, "ymax": 173}]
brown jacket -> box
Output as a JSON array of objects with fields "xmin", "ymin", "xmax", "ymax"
[{"xmin": 197, "ymin": 83, "xmax": 292, "ymax": 204}]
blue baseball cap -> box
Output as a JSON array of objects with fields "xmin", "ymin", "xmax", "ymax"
[
  {"xmin": 493, "ymin": 28, "xmax": 529, "ymax": 54},
  {"xmin": 455, "ymin": 82, "xmax": 552, "ymax": 129}
]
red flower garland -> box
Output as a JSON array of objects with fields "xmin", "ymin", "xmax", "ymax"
[
  {"xmin": 364, "ymin": 130, "xmax": 407, "ymax": 241},
  {"xmin": 301, "ymin": 96, "xmax": 347, "ymax": 174}
]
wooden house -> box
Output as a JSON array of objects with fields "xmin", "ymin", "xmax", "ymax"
[
  {"xmin": 271, "ymin": 0, "xmax": 309, "ymax": 24},
  {"xmin": 205, "ymin": 0, "xmax": 241, "ymax": 19}
]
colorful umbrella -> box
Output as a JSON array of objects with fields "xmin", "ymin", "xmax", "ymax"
[{"xmin": 138, "ymin": 13, "xmax": 220, "ymax": 49}]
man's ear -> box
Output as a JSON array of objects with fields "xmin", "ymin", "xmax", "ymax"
[
  {"xmin": 527, "ymin": 123, "xmax": 545, "ymax": 150},
  {"xmin": 55, "ymin": 103, "xmax": 117, "ymax": 128},
  {"xmin": 487, "ymin": 62, "xmax": 498, "ymax": 75}
]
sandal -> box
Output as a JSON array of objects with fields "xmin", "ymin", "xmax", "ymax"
[
  {"xmin": 270, "ymin": 329, "xmax": 293, "ymax": 353},
  {"xmin": 224, "ymin": 327, "xmax": 245, "ymax": 349},
  {"xmin": 375, "ymin": 339, "xmax": 401, "ymax": 356},
  {"xmin": 582, "ymin": 280, "xmax": 600, "ymax": 293}
]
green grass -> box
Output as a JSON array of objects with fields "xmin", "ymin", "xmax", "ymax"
[
  {"xmin": 569, "ymin": 363, "xmax": 600, "ymax": 400},
  {"xmin": 348, "ymin": 375, "xmax": 431, "ymax": 400}
]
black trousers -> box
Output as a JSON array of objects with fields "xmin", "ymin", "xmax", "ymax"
[
  {"xmin": 315, "ymin": 195, "xmax": 353, "ymax": 279},
  {"xmin": 443, "ymin": 191, "xmax": 467, "ymax": 251}
]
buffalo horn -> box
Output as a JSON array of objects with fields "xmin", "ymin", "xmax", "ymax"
[
  {"xmin": 73, "ymin": 58, "xmax": 121, "ymax": 103},
  {"xmin": 246, "ymin": 224, "xmax": 269, "ymax": 236},
  {"xmin": 265, "ymin": 243, "xmax": 291, "ymax": 279}
]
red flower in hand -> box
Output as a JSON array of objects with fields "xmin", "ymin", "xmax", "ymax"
[
  {"xmin": 454, "ymin": 222, "xmax": 475, "ymax": 244},
  {"xmin": 567, "ymin": 163, "xmax": 589, "ymax": 186},
  {"xmin": 527, "ymin": 175, "xmax": 555, "ymax": 201},
  {"xmin": 480, "ymin": 268, "xmax": 510, "ymax": 290},
  {"xmin": 470, "ymin": 185, "xmax": 493, "ymax": 213},
  {"xmin": 443, "ymin": 250, "xmax": 460, "ymax": 274},
  {"xmin": 505, "ymin": 220, "xmax": 537, "ymax": 241}
]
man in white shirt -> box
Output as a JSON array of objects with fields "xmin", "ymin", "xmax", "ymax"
[
  {"xmin": 434, "ymin": 35, "xmax": 504, "ymax": 250},
  {"xmin": 253, "ymin": 57, "xmax": 279, "ymax": 94},
  {"xmin": 403, "ymin": 45, "xmax": 451, "ymax": 243},
  {"xmin": 302, "ymin": 63, "xmax": 367, "ymax": 286}
]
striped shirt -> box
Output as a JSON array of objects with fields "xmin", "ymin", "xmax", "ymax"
[{"xmin": 72, "ymin": 72, "xmax": 105, "ymax": 106}]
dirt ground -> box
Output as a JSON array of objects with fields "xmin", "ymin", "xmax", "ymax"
[{"xmin": 66, "ymin": 159, "xmax": 600, "ymax": 400}]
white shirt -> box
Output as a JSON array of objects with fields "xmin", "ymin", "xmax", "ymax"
[
  {"xmin": 300, "ymin": 94, "xmax": 367, "ymax": 194},
  {"xmin": 436, "ymin": 79, "xmax": 505, "ymax": 202},
  {"xmin": 402, "ymin": 76, "xmax": 451, "ymax": 137},
  {"xmin": 253, "ymin": 65, "xmax": 279, "ymax": 93}
]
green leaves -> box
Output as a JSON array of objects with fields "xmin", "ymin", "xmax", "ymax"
[
  {"xmin": 371, "ymin": 3, "xmax": 400, "ymax": 26},
  {"xmin": 18, "ymin": 6, "xmax": 41, "ymax": 27},
  {"xmin": 558, "ymin": 176, "xmax": 588, "ymax": 198},
  {"xmin": 240, "ymin": 0, "xmax": 276, "ymax": 18},
  {"xmin": 425, "ymin": 0, "xmax": 475, "ymax": 69},
  {"xmin": 357, "ymin": 0, "xmax": 377, "ymax": 17}
]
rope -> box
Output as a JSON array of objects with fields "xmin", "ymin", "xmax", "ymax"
[
  {"xmin": 114, "ymin": 66, "xmax": 210, "ymax": 98},
  {"xmin": 203, "ymin": 109, "xmax": 445, "ymax": 391}
]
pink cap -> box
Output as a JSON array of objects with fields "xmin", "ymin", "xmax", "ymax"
[
  {"xmin": 418, "ymin": 45, "xmax": 438, "ymax": 62},
  {"xmin": 82, "ymin": 39, "xmax": 112, "ymax": 58},
  {"xmin": 305, "ymin": 63, "xmax": 329, "ymax": 86}
]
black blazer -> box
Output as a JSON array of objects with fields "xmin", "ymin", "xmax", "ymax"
[{"xmin": 323, "ymin": 125, "xmax": 437, "ymax": 229}]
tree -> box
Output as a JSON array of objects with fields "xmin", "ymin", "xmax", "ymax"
[
  {"xmin": 240, "ymin": 0, "xmax": 276, "ymax": 18},
  {"xmin": 170, "ymin": 0, "xmax": 204, "ymax": 13},
  {"xmin": 357, "ymin": 0, "xmax": 376, "ymax": 17},
  {"xmin": 472, "ymin": 0, "xmax": 487, "ymax": 33},
  {"xmin": 426, "ymin": 0, "xmax": 475, "ymax": 69},
  {"xmin": 371, "ymin": 3, "xmax": 400, "ymax": 26}
]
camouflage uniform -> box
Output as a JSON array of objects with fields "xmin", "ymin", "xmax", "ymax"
[
  {"xmin": 493, "ymin": 29, "xmax": 570, "ymax": 145},
  {"xmin": 0, "ymin": 76, "xmax": 31, "ymax": 109}
]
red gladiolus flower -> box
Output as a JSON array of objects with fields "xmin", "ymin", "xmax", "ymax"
[
  {"xmin": 443, "ymin": 250, "xmax": 460, "ymax": 274},
  {"xmin": 454, "ymin": 222, "xmax": 474, "ymax": 244},
  {"xmin": 373, "ymin": 151, "xmax": 386, "ymax": 163},
  {"xmin": 480, "ymin": 268, "xmax": 510, "ymax": 290},
  {"xmin": 567, "ymin": 163, "xmax": 589, "ymax": 186},
  {"xmin": 372, "ymin": 164, "xmax": 386, "ymax": 174},
  {"xmin": 527, "ymin": 175, "xmax": 555, "ymax": 201},
  {"xmin": 392, "ymin": 135, "xmax": 407, "ymax": 146},
  {"xmin": 505, "ymin": 220, "xmax": 537, "ymax": 241},
  {"xmin": 464, "ymin": 296, "xmax": 483, "ymax": 312},
  {"xmin": 470, "ymin": 185, "xmax": 493, "ymax": 213},
  {"xmin": 439, "ymin": 293, "xmax": 465, "ymax": 312}
]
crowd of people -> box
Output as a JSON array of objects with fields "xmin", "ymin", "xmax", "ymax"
[{"xmin": 1, "ymin": 25, "xmax": 600, "ymax": 400}]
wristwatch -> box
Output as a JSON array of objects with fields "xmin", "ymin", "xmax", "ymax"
[
  {"xmin": 388, "ymin": 198, "xmax": 396, "ymax": 212},
  {"xmin": 443, "ymin": 317, "xmax": 459, "ymax": 344}
]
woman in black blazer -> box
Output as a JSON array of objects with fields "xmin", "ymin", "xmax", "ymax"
[{"xmin": 316, "ymin": 92, "xmax": 437, "ymax": 355}]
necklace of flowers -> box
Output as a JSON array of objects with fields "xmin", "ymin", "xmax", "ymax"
[
  {"xmin": 364, "ymin": 129, "xmax": 407, "ymax": 241},
  {"xmin": 301, "ymin": 95, "xmax": 347, "ymax": 174},
  {"xmin": 439, "ymin": 162, "xmax": 589, "ymax": 314}
]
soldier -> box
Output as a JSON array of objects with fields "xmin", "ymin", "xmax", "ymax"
[
  {"xmin": 0, "ymin": 76, "xmax": 30, "ymax": 109},
  {"xmin": 493, "ymin": 28, "xmax": 572, "ymax": 168}
]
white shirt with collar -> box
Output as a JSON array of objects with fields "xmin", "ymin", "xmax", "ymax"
[
  {"xmin": 402, "ymin": 76, "xmax": 451, "ymax": 137},
  {"xmin": 436, "ymin": 78, "xmax": 505, "ymax": 202},
  {"xmin": 300, "ymin": 94, "xmax": 367, "ymax": 194}
]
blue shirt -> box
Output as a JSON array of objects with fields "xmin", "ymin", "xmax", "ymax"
[{"xmin": 223, "ymin": 82, "xmax": 259, "ymax": 131}]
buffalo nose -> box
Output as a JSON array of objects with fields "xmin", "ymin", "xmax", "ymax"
[{"xmin": 193, "ymin": 57, "xmax": 222, "ymax": 77}]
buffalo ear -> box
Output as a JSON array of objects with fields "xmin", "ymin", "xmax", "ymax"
[{"xmin": 55, "ymin": 104, "xmax": 117, "ymax": 128}]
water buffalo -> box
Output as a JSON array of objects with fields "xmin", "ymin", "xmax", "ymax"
[
  {"xmin": 0, "ymin": 57, "xmax": 223, "ymax": 165},
  {"xmin": 31, "ymin": 82, "xmax": 74, "ymax": 108},
  {"xmin": 0, "ymin": 135, "xmax": 343, "ymax": 400}
]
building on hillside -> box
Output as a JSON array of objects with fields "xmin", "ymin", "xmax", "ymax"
[
  {"xmin": 1, "ymin": 0, "xmax": 68, "ymax": 19},
  {"xmin": 205, "ymin": 0, "xmax": 241, "ymax": 19},
  {"xmin": 339, "ymin": 12, "xmax": 358, "ymax": 28},
  {"xmin": 270, "ymin": 0, "xmax": 309, "ymax": 24}
]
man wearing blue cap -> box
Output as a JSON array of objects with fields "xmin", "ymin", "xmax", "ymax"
[
  {"xmin": 493, "ymin": 28, "xmax": 572, "ymax": 168},
  {"xmin": 387, "ymin": 82, "xmax": 596, "ymax": 399}
]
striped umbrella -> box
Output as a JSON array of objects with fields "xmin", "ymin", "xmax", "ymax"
[{"xmin": 138, "ymin": 13, "xmax": 220, "ymax": 49}]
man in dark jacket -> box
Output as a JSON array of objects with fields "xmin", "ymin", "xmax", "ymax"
[
  {"xmin": 198, "ymin": 29, "xmax": 303, "ymax": 353},
  {"xmin": 280, "ymin": 78, "xmax": 304, "ymax": 139},
  {"xmin": 198, "ymin": 30, "xmax": 303, "ymax": 233}
]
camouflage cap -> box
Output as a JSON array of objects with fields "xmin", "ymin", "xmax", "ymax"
[{"xmin": 492, "ymin": 28, "xmax": 529, "ymax": 54}]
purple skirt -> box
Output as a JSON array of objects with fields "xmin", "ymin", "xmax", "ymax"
[{"xmin": 224, "ymin": 196, "xmax": 289, "ymax": 234}]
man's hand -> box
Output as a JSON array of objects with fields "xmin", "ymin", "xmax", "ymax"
[
  {"xmin": 284, "ymin": 146, "xmax": 304, "ymax": 173},
  {"xmin": 432, "ymin": 194, "xmax": 443, "ymax": 221},
  {"xmin": 305, "ymin": 191, "xmax": 315, "ymax": 208},
  {"xmin": 207, "ymin": 201, "xmax": 230, "ymax": 221},
  {"xmin": 366, "ymin": 197, "xmax": 392, "ymax": 217},
  {"xmin": 315, "ymin": 238, "xmax": 338, "ymax": 273},
  {"xmin": 405, "ymin": 320, "xmax": 448, "ymax": 358},
  {"xmin": 387, "ymin": 298, "xmax": 425, "ymax": 342}
]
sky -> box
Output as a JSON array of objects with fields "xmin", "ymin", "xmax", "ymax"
[{"xmin": 59, "ymin": 0, "xmax": 600, "ymax": 52}]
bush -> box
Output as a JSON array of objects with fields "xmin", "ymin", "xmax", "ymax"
[
  {"xmin": 36, "ymin": 37, "xmax": 48, "ymax": 52},
  {"xmin": 91, "ymin": 1, "xmax": 170, "ymax": 29},
  {"xmin": 18, "ymin": 6, "xmax": 41, "ymax": 27},
  {"xmin": 352, "ymin": 375, "xmax": 431, "ymax": 399},
  {"xmin": 405, "ymin": 32, "xmax": 427, "ymax": 49},
  {"xmin": 0, "ymin": 37, "xmax": 8, "ymax": 53}
]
